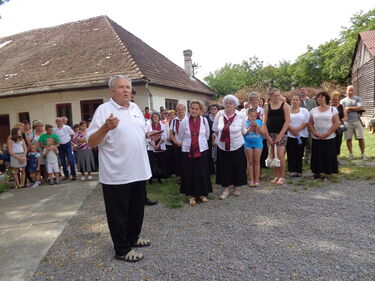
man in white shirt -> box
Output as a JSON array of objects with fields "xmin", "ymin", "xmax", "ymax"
[
  {"xmin": 87, "ymin": 75, "xmax": 160, "ymax": 262},
  {"xmin": 240, "ymin": 101, "xmax": 249, "ymax": 116},
  {"xmin": 53, "ymin": 117, "xmax": 76, "ymax": 180}
]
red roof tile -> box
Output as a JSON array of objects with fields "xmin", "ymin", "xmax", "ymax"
[{"xmin": 359, "ymin": 30, "xmax": 375, "ymax": 56}]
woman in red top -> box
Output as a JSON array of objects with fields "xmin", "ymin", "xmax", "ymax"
[{"xmin": 176, "ymin": 101, "xmax": 212, "ymax": 206}]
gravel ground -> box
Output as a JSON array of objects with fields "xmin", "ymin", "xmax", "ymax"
[{"xmin": 32, "ymin": 180, "xmax": 375, "ymax": 281}]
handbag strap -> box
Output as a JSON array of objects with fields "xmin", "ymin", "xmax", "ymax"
[{"xmin": 274, "ymin": 144, "xmax": 279, "ymax": 160}]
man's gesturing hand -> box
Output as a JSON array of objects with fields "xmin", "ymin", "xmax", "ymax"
[{"xmin": 105, "ymin": 113, "xmax": 120, "ymax": 130}]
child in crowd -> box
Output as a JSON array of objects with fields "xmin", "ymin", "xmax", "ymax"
[
  {"xmin": 27, "ymin": 143, "xmax": 41, "ymax": 188},
  {"xmin": 0, "ymin": 143, "xmax": 10, "ymax": 173},
  {"xmin": 43, "ymin": 137, "xmax": 60, "ymax": 185},
  {"xmin": 243, "ymin": 108, "xmax": 265, "ymax": 187}
]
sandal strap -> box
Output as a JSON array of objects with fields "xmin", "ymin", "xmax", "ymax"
[
  {"xmin": 134, "ymin": 238, "xmax": 151, "ymax": 247},
  {"xmin": 125, "ymin": 250, "xmax": 144, "ymax": 261}
]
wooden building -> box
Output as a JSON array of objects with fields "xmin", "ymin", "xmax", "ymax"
[
  {"xmin": 0, "ymin": 16, "xmax": 214, "ymax": 144},
  {"xmin": 351, "ymin": 30, "xmax": 375, "ymax": 123}
]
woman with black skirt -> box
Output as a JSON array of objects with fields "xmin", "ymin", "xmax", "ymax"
[
  {"xmin": 176, "ymin": 101, "xmax": 212, "ymax": 206},
  {"xmin": 286, "ymin": 95, "xmax": 310, "ymax": 177},
  {"xmin": 213, "ymin": 95, "xmax": 247, "ymax": 199},
  {"xmin": 330, "ymin": 91, "xmax": 347, "ymax": 164},
  {"xmin": 309, "ymin": 91, "xmax": 340, "ymax": 180}
]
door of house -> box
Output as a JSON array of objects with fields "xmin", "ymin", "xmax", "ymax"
[
  {"xmin": 165, "ymin": 99, "xmax": 178, "ymax": 110},
  {"xmin": 0, "ymin": 115, "xmax": 10, "ymax": 145},
  {"xmin": 80, "ymin": 99, "xmax": 103, "ymax": 122}
]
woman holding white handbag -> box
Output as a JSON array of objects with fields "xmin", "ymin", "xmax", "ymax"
[{"xmin": 263, "ymin": 89, "xmax": 290, "ymax": 185}]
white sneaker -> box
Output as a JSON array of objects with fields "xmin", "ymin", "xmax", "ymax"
[
  {"xmin": 361, "ymin": 154, "xmax": 367, "ymax": 160},
  {"xmin": 31, "ymin": 182, "xmax": 39, "ymax": 188},
  {"xmin": 349, "ymin": 154, "xmax": 354, "ymax": 160},
  {"xmin": 81, "ymin": 176, "xmax": 86, "ymax": 181},
  {"xmin": 87, "ymin": 175, "xmax": 93, "ymax": 180}
]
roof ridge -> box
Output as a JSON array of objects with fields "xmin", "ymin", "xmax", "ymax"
[
  {"xmin": 103, "ymin": 16, "xmax": 145, "ymax": 79},
  {"xmin": 0, "ymin": 15, "xmax": 108, "ymax": 41}
]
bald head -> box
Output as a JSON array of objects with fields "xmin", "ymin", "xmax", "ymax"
[{"xmin": 346, "ymin": 85, "xmax": 355, "ymax": 97}]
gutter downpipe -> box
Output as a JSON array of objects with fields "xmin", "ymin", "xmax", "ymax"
[{"xmin": 145, "ymin": 82, "xmax": 154, "ymax": 111}]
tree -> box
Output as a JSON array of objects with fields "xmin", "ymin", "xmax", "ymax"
[
  {"xmin": 0, "ymin": 0, "xmax": 10, "ymax": 6},
  {"xmin": 205, "ymin": 8, "xmax": 375, "ymax": 95},
  {"xmin": 204, "ymin": 57, "xmax": 264, "ymax": 96}
]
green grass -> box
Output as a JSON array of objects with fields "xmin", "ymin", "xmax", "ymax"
[
  {"xmin": 286, "ymin": 131, "xmax": 375, "ymax": 189},
  {"xmin": 0, "ymin": 183, "xmax": 11, "ymax": 193},
  {"xmin": 146, "ymin": 176, "xmax": 188, "ymax": 209},
  {"xmin": 0, "ymin": 170, "xmax": 13, "ymax": 193}
]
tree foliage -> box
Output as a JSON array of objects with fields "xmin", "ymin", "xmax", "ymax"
[{"xmin": 204, "ymin": 8, "xmax": 375, "ymax": 96}]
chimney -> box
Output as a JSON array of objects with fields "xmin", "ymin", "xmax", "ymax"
[{"xmin": 183, "ymin": 49, "xmax": 193, "ymax": 77}]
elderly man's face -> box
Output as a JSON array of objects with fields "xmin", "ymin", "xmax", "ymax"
[
  {"xmin": 56, "ymin": 118, "xmax": 64, "ymax": 128},
  {"xmin": 110, "ymin": 78, "xmax": 132, "ymax": 106},
  {"xmin": 347, "ymin": 86, "xmax": 354, "ymax": 96}
]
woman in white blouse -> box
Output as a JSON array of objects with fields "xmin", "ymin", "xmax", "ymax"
[
  {"xmin": 286, "ymin": 95, "xmax": 310, "ymax": 177},
  {"xmin": 176, "ymin": 101, "xmax": 212, "ymax": 206},
  {"xmin": 309, "ymin": 91, "xmax": 340, "ymax": 180},
  {"xmin": 213, "ymin": 95, "xmax": 247, "ymax": 199},
  {"xmin": 146, "ymin": 112, "xmax": 168, "ymax": 183}
]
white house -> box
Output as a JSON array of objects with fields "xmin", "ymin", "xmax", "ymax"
[{"xmin": 0, "ymin": 16, "xmax": 215, "ymax": 143}]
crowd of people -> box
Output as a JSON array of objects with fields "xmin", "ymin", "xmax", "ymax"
[
  {"xmin": 0, "ymin": 117, "xmax": 96, "ymax": 188},
  {"xmin": 7, "ymin": 75, "xmax": 363, "ymax": 263},
  {"xmin": 139, "ymin": 85, "xmax": 368, "ymax": 205},
  {"xmin": 0, "ymin": 85, "xmax": 368, "ymax": 203}
]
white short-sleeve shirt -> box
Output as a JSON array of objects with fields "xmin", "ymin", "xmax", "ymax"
[
  {"xmin": 287, "ymin": 108, "xmax": 310, "ymax": 138},
  {"xmin": 53, "ymin": 125, "xmax": 74, "ymax": 144},
  {"xmin": 86, "ymin": 99, "xmax": 152, "ymax": 185},
  {"xmin": 212, "ymin": 109, "xmax": 246, "ymax": 151},
  {"xmin": 310, "ymin": 106, "xmax": 338, "ymax": 140}
]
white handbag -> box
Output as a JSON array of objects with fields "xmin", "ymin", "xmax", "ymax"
[{"xmin": 265, "ymin": 144, "xmax": 281, "ymax": 168}]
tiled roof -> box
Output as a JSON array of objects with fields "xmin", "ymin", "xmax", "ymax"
[
  {"xmin": 360, "ymin": 30, "xmax": 375, "ymax": 56},
  {"xmin": 0, "ymin": 16, "xmax": 214, "ymax": 97}
]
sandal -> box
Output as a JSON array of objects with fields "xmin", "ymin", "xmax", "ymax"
[
  {"xmin": 248, "ymin": 181, "xmax": 255, "ymax": 187},
  {"xmin": 133, "ymin": 238, "xmax": 151, "ymax": 247},
  {"xmin": 254, "ymin": 181, "xmax": 260, "ymax": 187},
  {"xmin": 115, "ymin": 250, "xmax": 144, "ymax": 262},
  {"xmin": 189, "ymin": 197, "xmax": 196, "ymax": 206},
  {"xmin": 276, "ymin": 178, "xmax": 285, "ymax": 185},
  {"xmin": 233, "ymin": 189, "xmax": 240, "ymax": 197},
  {"xmin": 219, "ymin": 190, "xmax": 229, "ymax": 200},
  {"xmin": 200, "ymin": 196, "xmax": 209, "ymax": 203},
  {"xmin": 270, "ymin": 177, "xmax": 279, "ymax": 184}
]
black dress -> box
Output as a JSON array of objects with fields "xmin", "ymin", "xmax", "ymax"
[{"xmin": 180, "ymin": 150, "xmax": 213, "ymax": 196}]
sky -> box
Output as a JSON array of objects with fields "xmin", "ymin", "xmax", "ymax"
[{"xmin": 0, "ymin": 0, "xmax": 374, "ymax": 80}]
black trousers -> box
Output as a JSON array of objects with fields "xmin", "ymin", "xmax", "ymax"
[
  {"xmin": 286, "ymin": 137, "xmax": 307, "ymax": 173},
  {"xmin": 102, "ymin": 181, "xmax": 146, "ymax": 256}
]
